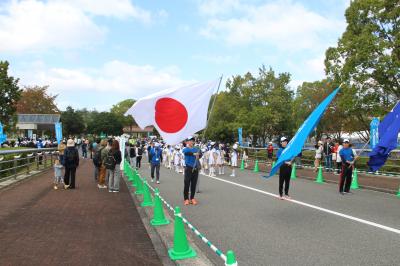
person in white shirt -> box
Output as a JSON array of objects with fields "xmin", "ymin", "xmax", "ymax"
[
  {"xmin": 315, "ymin": 140, "xmax": 324, "ymax": 172},
  {"xmin": 230, "ymin": 144, "xmax": 238, "ymax": 177}
]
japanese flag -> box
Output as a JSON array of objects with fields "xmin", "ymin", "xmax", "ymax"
[{"xmin": 125, "ymin": 79, "xmax": 220, "ymax": 145}]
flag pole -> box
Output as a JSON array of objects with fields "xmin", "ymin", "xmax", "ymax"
[{"xmin": 202, "ymin": 75, "xmax": 223, "ymax": 141}]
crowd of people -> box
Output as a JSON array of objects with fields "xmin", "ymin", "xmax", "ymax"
[{"xmin": 45, "ymin": 133, "xmax": 358, "ymax": 201}]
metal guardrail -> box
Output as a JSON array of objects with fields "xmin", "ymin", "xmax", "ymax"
[{"xmin": 0, "ymin": 148, "xmax": 59, "ymax": 181}]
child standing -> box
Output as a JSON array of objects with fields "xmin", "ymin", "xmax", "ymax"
[{"xmin": 53, "ymin": 159, "xmax": 64, "ymax": 190}]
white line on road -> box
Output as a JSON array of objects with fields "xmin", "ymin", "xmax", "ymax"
[{"xmin": 202, "ymin": 174, "xmax": 400, "ymax": 235}]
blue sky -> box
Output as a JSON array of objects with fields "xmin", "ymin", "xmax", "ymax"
[{"xmin": 0, "ymin": 0, "xmax": 350, "ymax": 111}]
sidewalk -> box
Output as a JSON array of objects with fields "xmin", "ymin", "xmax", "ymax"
[{"xmin": 0, "ymin": 159, "xmax": 161, "ymax": 266}]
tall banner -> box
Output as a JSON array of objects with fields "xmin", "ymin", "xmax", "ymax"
[
  {"xmin": 238, "ymin": 128, "xmax": 243, "ymax": 146},
  {"xmin": 370, "ymin": 118, "xmax": 379, "ymax": 149},
  {"xmin": 28, "ymin": 129, "xmax": 33, "ymax": 139},
  {"xmin": 55, "ymin": 122, "xmax": 63, "ymax": 144},
  {"xmin": 0, "ymin": 122, "xmax": 6, "ymax": 144},
  {"xmin": 120, "ymin": 136, "xmax": 126, "ymax": 171}
]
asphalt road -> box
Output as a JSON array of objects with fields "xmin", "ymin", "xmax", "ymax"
[{"xmin": 137, "ymin": 162, "xmax": 400, "ymax": 266}]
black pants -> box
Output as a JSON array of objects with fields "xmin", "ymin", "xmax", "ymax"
[
  {"xmin": 339, "ymin": 164, "xmax": 352, "ymax": 193},
  {"xmin": 151, "ymin": 163, "xmax": 160, "ymax": 181},
  {"xmin": 64, "ymin": 167, "xmax": 77, "ymax": 188},
  {"xmin": 279, "ymin": 164, "xmax": 291, "ymax": 196},
  {"xmin": 336, "ymin": 162, "xmax": 342, "ymax": 174},
  {"xmin": 184, "ymin": 167, "xmax": 199, "ymax": 200},
  {"xmin": 136, "ymin": 156, "xmax": 142, "ymax": 168}
]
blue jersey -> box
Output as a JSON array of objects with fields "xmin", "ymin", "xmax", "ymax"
[
  {"xmin": 183, "ymin": 147, "xmax": 198, "ymax": 168},
  {"xmin": 339, "ymin": 147, "xmax": 354, "ymax": 163},
  {"xmin": 150, "ymin": 147, "xmax": 161, "ymax": 165}
]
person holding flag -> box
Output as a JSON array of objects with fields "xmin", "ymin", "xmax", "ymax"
[
  {"xmin": 182, "ymin": 136, "xmax": 200, "ymax": 206},
  {"xmin": 277, "ymin": 137, "xmax": 292, "ymax": 199}
]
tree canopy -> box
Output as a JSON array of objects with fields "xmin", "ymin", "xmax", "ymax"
[
  {"xmin": 16, "ymin": 86, "xmax": 59, "ymax": 114},
  {"xmin": 0, "ymin": 61, "xmax": 22, "ymax": 126}
]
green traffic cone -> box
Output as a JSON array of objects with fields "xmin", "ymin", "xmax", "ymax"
[
  {"xmin": 141, "ymin": 180, "xmax": 154, "ymax": 207},
  {"xmin": 351, "ymin": 168, "xmax": 359, "ymax": 189},
  {"xmin": 272, "ymin": 161, "xmax": 277, "ymax": 175},
  {"xmin": 253, "ymin": 160, "xmax": 259, "ymax": 173},
  {"xmin": 135, "ymin": 177, "xmax": 145, "ymax": 195},
  {"xmin": 290, "ymin": 162, "xmax": 297, "ymax": 180},
  {"xmin": 396, "ymin": 186, "xmax": 400, "ymax": 198},
  {"xmin": 127, "ymin": 167, "xmax": 134, "ymax": 182},
  {"xmin": 168, "ymin": 207, "xmax": 197, "ymax": 260},
  {"xmin": 315, "ymin": 166, "xmax": 324, "ymax": 183},
  {"xmin": 225, "ymin": 250, "xmax": 238, "ymax": 266},
  {"xmin": 150, "ymin": 188, "xmax": 170, "ymax": 226},
  {"xmin": 240, "ymin": 159, "xmax": 245, "ymax": 170}
]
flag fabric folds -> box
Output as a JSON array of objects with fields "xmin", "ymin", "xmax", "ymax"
[
  {"xmin": 268, "ymin": 88, "xmax": 341, "ymax": 177},
  {"xmin": 368, "ymin": 101, "xmax": 400, "ymax": 172},
  {"xmin": 125, "ymin": 79, "xmax": 219, "ymax": 145}
]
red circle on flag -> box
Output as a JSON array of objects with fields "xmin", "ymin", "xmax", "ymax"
[{"xmin": 155, "ymin": 98, "xmax": 188, "ymax": 133}]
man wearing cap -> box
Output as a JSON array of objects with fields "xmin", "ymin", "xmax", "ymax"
[
  {"xmin": 63, "ymin": 139, "xmax": 79, "ymax": 189},
  {"xmin": 150, "ymin": 141, "xmax": 162, "ymax": 184},
  {"xmin": 182, "ymin": 136, "xmax": 200, "ymax": 205},
  {"xmin": 277, "ymin": 137, "xmax": 292, "ymax": 199},
  {"xmin": 338, "ymin": 139, "xmax": 357, "ymax": 194}
]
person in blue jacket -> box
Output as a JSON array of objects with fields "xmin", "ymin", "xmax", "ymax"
[
  {"xmin": 182, "ymin": 136, "xmax": 200, "ymax": 205},
  {"xmin": 150, "ymin": 141, "xmax": 162, "ymax": 184},
  {"xmin": 339, "ymin": 139, "xmax": 357, "ymax": 194},
  {"xmin": 277, "ymin": 137, "xmax": 292, "ymax": 200}
]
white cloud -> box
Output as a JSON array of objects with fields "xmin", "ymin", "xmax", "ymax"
[
  {"xmin": 199, "ymin": 0, "xmax": 345, "ymax": 50},
  {"xmin": 64, "ymin": 0, "xmax": 152, "ymax": 23},
  {"xmin": 198, "ymin": 0, "xmax": 241, "ymax": 16},
  {"xmin": 17, "ymin": 60, "xmax": 194, "ymax": 102},
  {"xmin": 0, "ymin": 0, "xmax": 153, "ymax": 53}
]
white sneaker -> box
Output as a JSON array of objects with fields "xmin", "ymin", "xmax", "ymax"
[
  {"xmin": 230, "ymin": 174, "xmax": 235, "ymax": 177},
  {"xmin": 156, "ymin": 180, "xmax": 160, "ymax": 184},
  {"xmin": 151, "ymin": 179, "xmax": 154, "ymax": 183}
]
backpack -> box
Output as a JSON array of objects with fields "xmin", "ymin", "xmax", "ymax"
[
  {"xmin": 93, "ymin": 147, "xmax": 103, "ymax": 167},
  {"xmin": 64, "ymin": 149, "xmax": 77, "ymax": 167},
  {"xmin": 138, "ymin": 147, "xmax": 143, "ymax": 156},
  {"xmin": 130, "ymin": 147, "xmax": 136, "ymax": 158},
  {"xmin": 104, "ymin": 150, "xmax": 116, "ymax": 170}
]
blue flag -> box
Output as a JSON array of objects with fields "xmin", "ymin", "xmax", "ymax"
[
  {"xmin": 368, "ymin": 101, "xmax": 400, "ymax": 172},
  {"xmin": 55, "ymin": 122, "xmax": 63, "ymax": 144},
  {"xmin": 269, "ymin": 87, "xmax": 341, "ymax": 177}
]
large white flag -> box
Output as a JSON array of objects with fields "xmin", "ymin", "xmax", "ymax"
[{"xmin": 125, "ymin": 79, "xmax": 220, "ymax": 145}]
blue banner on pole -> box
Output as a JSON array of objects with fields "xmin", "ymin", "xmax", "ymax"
[
  {"xmin": 28, "ymin": 129, "xmax": 33, "ymax": 139},
  {"xmin": 238, "ymin": 128, "xmax": 243, "ymax": 146},
  {"xmin": 370, "ymin": 117, "xmax": 379, "ymax": 149},
  {"xmin": 55, "ymin": 122, "xmax": 63, "ymax": 144},
  {"xmin": 0, "ymin": 122, "xmax": 6, "ymax": 144}
]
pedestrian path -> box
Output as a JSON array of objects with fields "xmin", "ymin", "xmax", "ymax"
[{"xmin": 0, "ymin": 159, "xmax": 161, "ymax": 266}]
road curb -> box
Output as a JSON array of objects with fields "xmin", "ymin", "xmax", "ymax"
[{"xmin": 123, "ymin": 175, "xmax": 214, "ymax": 266}]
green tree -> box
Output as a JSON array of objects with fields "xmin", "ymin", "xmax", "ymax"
[
  {"xmin": 110, "ymin": 99, "xmax": 136, "ymax": 131},
  {"xmin": 206, "ymin": 66, "xmax": 294, "ymax": 145},
  {"xmin": 0, "ymin": 61, "xmax": 22, "ymax": 127},
  {"xmin": 293, "ymin": 80, "xmax": 346, "ymax": 141},
  {"xmin": 16, "ymin": 85, "xmax": 59, "ymax": 114},
  {"xmin": 325, "ymin": 0, "xmax": 400, "ymax": 141},
  {"xmin": 61, "ymin": 106, "xmax": 86, "ymax": 136},
  {"xmin": 87, "ymin": 112, "xmax": 123, "ymax": 136}
]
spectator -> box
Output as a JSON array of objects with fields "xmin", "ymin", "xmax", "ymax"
[
  {"xmin": 63, "ymin": 139, "xmax": 79, "ymax": 189},
  {"xmin": 315, "ymin": 140, "xmax": 323, "ymax": 172},
  {"xmin": 323, "ymin": 137, "xmax": 334, "ymax": 171},
  {"xmin": 105, "ymin": 140, "xmax": 122, "ymax": 192}
]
